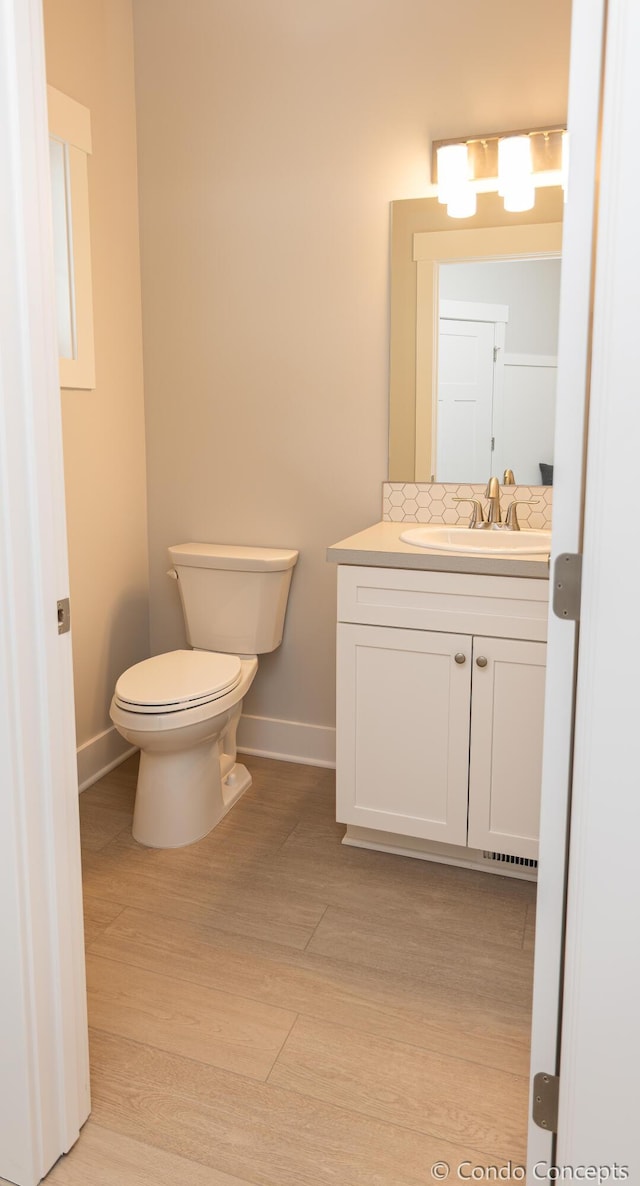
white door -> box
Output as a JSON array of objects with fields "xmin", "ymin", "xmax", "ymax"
[
  {"xmin": 553, "ymin": 0, "xmax": 640, "ymax": 1168},
  {"xmin": 468, "ymin": 637, "xmax": 546, "ymax": 861},
  {"xmin": 437, "ymin": 318, "xmax": 496, "ymax": 482},
  {"xmin": 336, "ymin": 624, "xmax": 471, "ymax": 844},
  {"xmin": 0, "ymin": 2, "xmax": 89, "ymax": 1183}
]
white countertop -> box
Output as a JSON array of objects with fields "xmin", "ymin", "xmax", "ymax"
[{"xmin": 327, "ymin": 521, "xmax": 550, "ymax": 579}]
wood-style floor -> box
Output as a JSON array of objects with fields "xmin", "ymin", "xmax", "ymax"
[{"xmin": 45, "ymin": 753, "xmax": 536, "ymax": 1185}]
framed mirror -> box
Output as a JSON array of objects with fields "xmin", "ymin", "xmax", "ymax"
[
  {"xmin": 47, "ymin": 85, "xmax": 95, "ymax": 390},
  {"xmin": 389, "ymin": 189, "xmax": 564, "ymax": 481}
]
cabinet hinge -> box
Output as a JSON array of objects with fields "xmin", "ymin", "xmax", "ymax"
[
  {"xmin": 552, "ymin": 553, "xmax": 582, "ymax": 621},
  {"xmin": 493, "ymin": 345, "xmax": 500, "ymax": 362},
  {"xmin": 532, "ymin": 1071, "xmax": 560, "ymax": 1133},
  {"xmin": 57, "ymin": 597, "xmax": 71, "ymax": 635}
]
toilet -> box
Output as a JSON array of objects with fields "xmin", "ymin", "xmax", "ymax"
[{"xmin": 109, "ymin": 542, "xmax": 298, "ymax": 848}]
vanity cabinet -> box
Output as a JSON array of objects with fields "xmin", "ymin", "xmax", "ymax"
[{"xmin": 335, "ymin": 565, "xmax": 548, "ymax": 865}]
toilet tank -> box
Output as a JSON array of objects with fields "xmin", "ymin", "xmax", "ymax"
[{"xmin": 168, "ymin": 543, "xmax": 298, "ymax": 655}]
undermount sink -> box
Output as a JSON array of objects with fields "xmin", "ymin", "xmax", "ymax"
[{"xmin": 399, "ymin": 525, "xmax": 552, "ymax": 556}]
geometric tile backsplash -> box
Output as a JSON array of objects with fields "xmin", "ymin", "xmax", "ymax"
[{"xmin": 382, "ymin": 482, "xmax": 553, "ymax": 531}]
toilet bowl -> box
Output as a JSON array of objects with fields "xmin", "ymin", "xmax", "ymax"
[
  {"xmin": 109, "ymin": 542, "xmax": 298, "ymax": 848},
  {"xmin": 110, "ymin": 651, "xmax": 258, "ymax": 848}
]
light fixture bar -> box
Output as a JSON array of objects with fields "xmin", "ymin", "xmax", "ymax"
[{"xmin": 432, "ymin": 126, "xmax": 566, "ymax": 188}]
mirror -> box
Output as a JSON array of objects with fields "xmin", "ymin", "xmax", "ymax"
[
  {"xmin": 389, "ymin": 190, "xmax": 564, "ymax": 481},
  {"xmin": 47, "ymin": 85, "xmax": 96, "ymax": 390},
  {"xmin": 437, "ymin": 256, "xmax": 561, "ymax": 484}
]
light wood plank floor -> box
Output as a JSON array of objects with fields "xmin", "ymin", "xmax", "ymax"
[{"xmin": 45, "ymin": 753, "xmax": 536, "ymax": 1185}]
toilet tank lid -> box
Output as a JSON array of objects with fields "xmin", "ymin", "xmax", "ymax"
[{"xmin": 168, "ymin": 542, "xmax": 299, "ymax": 572}]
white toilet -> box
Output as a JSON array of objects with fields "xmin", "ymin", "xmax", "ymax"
[{"xmin": 109, "ymin": 542, "xmax": 298, "ymax": 848}]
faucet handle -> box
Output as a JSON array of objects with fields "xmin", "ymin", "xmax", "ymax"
[
  {"xmin": 504, "ymin": 499, "xmax": 539, "ymax": 531},
  {"xmin": 452, "ymin": 497, "xmax": 486, "ymax": 528}
]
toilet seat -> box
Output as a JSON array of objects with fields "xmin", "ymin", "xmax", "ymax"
[{"xmin": 114, "ymin": 649, "xmax": 242, "ymax": 714}]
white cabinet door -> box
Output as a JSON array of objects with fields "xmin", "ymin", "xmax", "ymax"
[
  {"xmin": 336, "ymin": 624, "xmax": 471, "ymax": 844},
  {"xmin": 467, "ymin": 636, "xmax": 547, "ymax": 861}
]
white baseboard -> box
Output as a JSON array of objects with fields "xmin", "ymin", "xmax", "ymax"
[
  {"xmin": 77, "ymin": 725, "xmax": 137, "ymax": 793},
  {"xmin": 77, "ymin": 715, "xmax": 333, "ymax": 791},
  {"xmin": 237, "ymin": 713, "xmax": 336, "ymax": 769}
]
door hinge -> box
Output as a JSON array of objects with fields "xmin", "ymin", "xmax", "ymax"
[
  {"xmin": 57, "ymin": 597, "xmax": 71, "ymax": 635},
  {"xmin": 532, "ymin": 1071, "xmax": 560, "ymax": 1133},
  {"xmin": 552, "ymin": 552, "xmax": 582, "ymax": 621},
  {"xmin": 491, "ymin": 436, "xmax": 495, "ymax": 451}
]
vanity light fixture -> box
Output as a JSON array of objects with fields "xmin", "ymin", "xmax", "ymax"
[{"xmin": 432, "ymin": 126, "xmax": 567, "ymax": 218}]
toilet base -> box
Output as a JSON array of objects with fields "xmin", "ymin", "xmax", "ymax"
[
  {"xmin": 132, "ymin": 744, "xmax": 252, "ymax": 849},
  {"xmin": 110, "ymin": 656, "xmax": 259, "ymax": 849}
]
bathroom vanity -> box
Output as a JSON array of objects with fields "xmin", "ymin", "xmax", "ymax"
[{"xmin": 328, "ymin": 521, "xmax": 550, "ymax": 878}]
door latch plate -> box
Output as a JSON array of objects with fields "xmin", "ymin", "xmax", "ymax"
[
  {"xmin": 552, "ymin": 553, "xmax": 582, "ymax": 621},
  {"xmin": 532, "ymin": 1071, "xmax": 559, "ymax": 1132}
]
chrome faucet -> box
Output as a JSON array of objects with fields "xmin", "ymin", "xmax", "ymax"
[{"xmin": 485, "ymin": 476, "xmax": 502, "ymax": 525}]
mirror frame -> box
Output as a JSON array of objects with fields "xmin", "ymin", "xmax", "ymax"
[{"xmin": 389, "ymin": 189, "xmax": 564, "ymax": 481}]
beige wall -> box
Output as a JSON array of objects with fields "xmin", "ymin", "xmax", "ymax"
[
  {"xmin": 133, "ymin": 0, "xmax": 572, "ymax": 741},
  {"xmin": 44, "ymin": 0, "xmax": 149, "ymax": 768}
]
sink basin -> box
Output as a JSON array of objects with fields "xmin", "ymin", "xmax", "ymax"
[{"xmin": 399, "ymin": 525, "xmax": 552, "ymax": 556}]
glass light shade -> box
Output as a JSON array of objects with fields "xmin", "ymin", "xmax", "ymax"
[
  {"xmin": 437, "ymin": 143, "xmax": 470, "ymax": 205},
  {"xmin": 502, "ymin": 182, "xmax": 535, "ymax": 213},
  {"xmin": 498, "ymin": 135, "xmax": 532, "ymax": 197},
  {"xmin": 446, "ymin": 184, "xmax": 477, "ymax": 218},
  {"xmin": 561, "ymin": 131, "xmax": 570, "ymax": 195}
]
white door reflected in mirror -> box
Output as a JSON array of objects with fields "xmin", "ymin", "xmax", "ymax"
[{"xmin": 437, "ymin": 315, "xmax": 497, "ymax": 482}]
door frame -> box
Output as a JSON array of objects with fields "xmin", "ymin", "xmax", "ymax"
[
  {"xmin": 0, "ymin": 0, "xmax": 627, "ymax": 1181},
  {"xmin": 0, "ymin": 1, "xmax": 90, "ymax": 1183},
  {"xmin": 527, "ymin": 0, "xmax": 607, "ymax": 1173}
]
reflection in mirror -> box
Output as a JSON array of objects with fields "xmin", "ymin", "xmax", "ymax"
[
  {"xmin": 388, "ymin": 190, "xmax": 564, "ymax": 481},
  {"xmin": 47, "ymin": 85, "xmax": 95, "ymax": 390},
  {"xmin": 436, "ymin": 258, "xmax": 561, "ymax": 485},
  {"xmin": 49, "ymin": 137, "xmax": 74, "ymax": 361}
]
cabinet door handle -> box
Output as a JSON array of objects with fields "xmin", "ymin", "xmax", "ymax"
[
  {"xmin": 454, "ymin": 652, "xmax": 466, "ymax": 665},
  {"xmin": 476, "ymin": 656, "xmax": 488, "ymax": 668}
]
